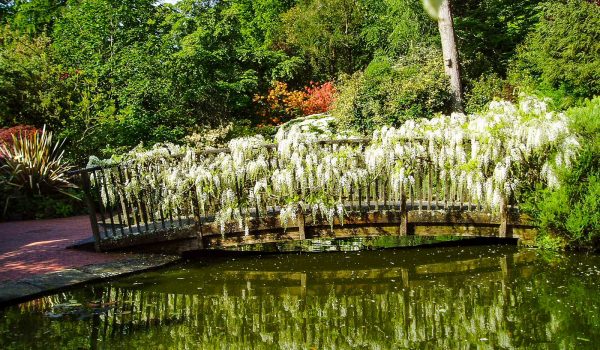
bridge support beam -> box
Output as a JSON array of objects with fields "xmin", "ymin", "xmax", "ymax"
[
  {"xmin": 499, "ymin": 198, "xmax": 509, "ymax": 238},
  {"xmin": 297, "ymin": 211, "xmax": 306, "ymax": 240},
  {"xmin": 399, "ymin": 190, "xmax": 408, "ymax": 236},
  {"xmin": 191, "ymin": 185, "xmax": 204, "ymax": 249},
  {"xmin": 81, "ymin": 171, "xmax": 102, "ymax": 252}
]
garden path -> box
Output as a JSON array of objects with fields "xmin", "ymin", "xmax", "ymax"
[{"xmin": 0, "ymin": 216, "xmax": 134, "ymax": 281}]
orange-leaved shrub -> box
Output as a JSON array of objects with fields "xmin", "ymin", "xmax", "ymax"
[
  {"xmin": 302, "ymin": 81, "xmax": 336, "ymax": 115},
  {"xmin": 254, "ymin": 81, "xmax": 336, "ymax": 126}
]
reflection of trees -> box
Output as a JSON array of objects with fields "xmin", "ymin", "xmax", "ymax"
[{"xmin": 1, "ymin": 252, "xmax": 599, "ymax": 349}]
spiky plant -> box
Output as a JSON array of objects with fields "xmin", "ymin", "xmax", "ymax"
[{"xmin": 0, "ymin": 126, "xmax": 76, "ymax": 198}]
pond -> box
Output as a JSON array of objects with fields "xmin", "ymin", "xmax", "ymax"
[{"xmin": 1, "ymin": 245, "xmax": 599, "ymax": 349}]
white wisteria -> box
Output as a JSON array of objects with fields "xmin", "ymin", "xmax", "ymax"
[{"xmin": 89, "ymin": 97, "xmax": 578, "ymax": 236}]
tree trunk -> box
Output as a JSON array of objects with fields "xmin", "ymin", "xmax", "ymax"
[{"xmin": 437, "ymin": 0, "xmax": 464, "ymax": 112}]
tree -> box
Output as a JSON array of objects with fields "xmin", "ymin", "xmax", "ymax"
[
  {"xmin": 452, "ymin": 0, "xmax": 543, "ymax": 79},
  {"xmin": 6, "ymin": 0, "xmax": 67, "ymax": 35},
  {"xmin": 423, "ymin": 0, "xmax": 463, "ymax": 111},
  {"xmin": 282, "ymin": 0, "xmax": 371, "ymax": 79},
  {"xmin": 0, "ymin": 25, "xmax": 64, "ymax": 127},
  {"xmin": 509, "ymin": 0, "xmax": 600, "ymax": 104}
]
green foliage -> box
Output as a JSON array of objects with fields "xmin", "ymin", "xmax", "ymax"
[
  {"xmin": 535, "ymin": 232, "xmax": 567, "ymax": 251},
  {"xmin": 332, "ymin": 46, "xmax": 451, "ymax": 132},
  {"xmin": 1, "ymin": 0, "xmax": 301, "ymax": 164},
  {"xmin": 377, "ymin": 0, "xmax": 438, "ymax": 55},
  {"xmin": 49, "ymin": 0, "xmax": 187, "ymax": 161},
  {"xmin": 453, "ymin": 0, "xmax": 544, "ymax": 79},
  {"xmin": 2, "ymin": 191, "xmax": 83, "ymax": 220},
  {"xmin": 464, "ymin": 73, "xmax": 514, "ymax": 113},
  {"xmin": 523, "ymin": 98, "xmax": 600, "ymax": 249},
  {"xmin": 0, "ymin": 26, "xmax": 63, "ymax": 127},
  {"xmin": 281, "ymin": 0, "xmax": 437, "ymax": 79},
  {"xmin": 509, "ymin": 0, "xmax": 600, "ymax": 106},
  {"xmin": 4, "ymin": 0, "xmax": 67, "ymax": 35}
]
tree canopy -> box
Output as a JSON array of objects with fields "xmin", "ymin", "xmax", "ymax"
[{"xmin": 0, "ymin": 0, "xmax": 597, "ymax": 163}]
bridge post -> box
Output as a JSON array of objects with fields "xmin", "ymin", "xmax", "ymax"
[
  {"xmin": 297, "ymin": 210, "xmax": 306, "ymax": 240},
  {"xmin": 499, "ymin": 197, "xmax": 509, "ymax": 238},
  {"xmin": 80, "ymin": 171, "xmax": 102, "ymax": 252},
  {"xmin": 399, "ymin": 187, "xmax": 408, "ymax": 236},
  {"xmin": 190, "ymin": 185, "xmax": 204, "ymax": 249}
]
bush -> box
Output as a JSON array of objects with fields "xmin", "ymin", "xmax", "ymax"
[
  {"xmin": 331, "ymin": 46, "xmax": 452, "ymax": 132},
  {"xmin": 0, "ymin": 125, "xmax": 39, "ymax": 148},
  {"xmin": 253, "ymin": 81, "xmax": 337, "ymax": 126},
  {"xmin": 0, "ymin": 126, "xmax": 81, "ymax": 220},
  {"xmin": 464, "ymin": 74, "xmax": 515, "ymax": 113},
  {"xmin": 2, "ymin": 190, "xmax": 83, "ymax": 220},
  {"xmin": 302, "ymin": 82, "xmax": 337, "ymax": 116},
  {"xmin": 523, "ymin": 97, "xmax": 600, "ymax": 249},
  {"xmin": 509, "ymin": 0, "xmax": 600, "ymax": 106}
]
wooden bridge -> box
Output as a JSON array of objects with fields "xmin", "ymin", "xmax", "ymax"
[{"xmin": 72, "ymin": 139, "xmax": 537, "ymax": 254}]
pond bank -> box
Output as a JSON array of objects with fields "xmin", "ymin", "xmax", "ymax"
[
  {"xmin": 0, "ymin": 254, "xmax": 179, "ymax": 307},
  {"xmin": 0, "ymin": 215, "xmax": 180, "ymax": 306},
  {"xmin": 0, "ymin": 216, "xmax": 137, "ymax": 282}
]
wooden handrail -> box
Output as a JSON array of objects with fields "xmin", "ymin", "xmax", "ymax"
[
  {"xmin": 68, "ymin": 136, "xmax": 437, "ymax": 175},
  {"xmin": 70, "ymin": 134, "xmax": 506, "ymax": 252}
]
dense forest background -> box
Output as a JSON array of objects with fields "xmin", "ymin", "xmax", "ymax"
[
  {"xmin": 0, "ymin": 0, "xmax": 598, "ymax": 164},
  {"xmin": 1, "ymin": 0, "xmax": 599, "ymax": 246}
]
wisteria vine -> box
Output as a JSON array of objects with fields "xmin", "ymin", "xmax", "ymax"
[{"xmin": 89, "ymin": 97, "xmax": 579, "ymax": 236}]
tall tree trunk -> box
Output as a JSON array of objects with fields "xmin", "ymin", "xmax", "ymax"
[{"xmin": 437, "ymin": 0, "xmax": 463, "ymax": 112}]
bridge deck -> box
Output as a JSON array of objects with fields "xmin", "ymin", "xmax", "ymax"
[{"xmin": 92, "ymin": 201, "xmax": 535, "ymax": 253}]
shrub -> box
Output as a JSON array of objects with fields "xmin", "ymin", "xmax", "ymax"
[
  {"xmin": 254, "ymin": 81, "xmax": 300, "ymax": 125},
  {"xmin": 301, "ymin": 81, "xmax": 337, "ymax": 116},
  {"xmin": 2, "ymin": 190, "xmax": 83, "ymax": 220},
  {"xmin": 464, "ymin": 74, "xmax": 515, "ymax": 113},
  {"xmin": 509, "ymin": 0, "xmax": 600, "ymax": 106},
  {"xmin": 0, "ymin": 126, "xmax": 75, "ymax": 197},
  {"xmin": 522, "ymin": 97, "xmax": 600, "ymax": 249},
  {"xmin": 331, "ymin": 46, "xmax": 452, "ymax": 132},
  {"xmin": 254, "ymin": 81, "xmax": 337, "ymax": 126},
  {"xmin": 0, "ymin": 125, "xmax": 39, "ymax": 150}
]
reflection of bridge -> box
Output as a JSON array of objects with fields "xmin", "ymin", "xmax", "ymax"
[
  {"xmin": 114, "ymin": 248, "xmax": 537, "ymax": 296},
  {"xmin": 72, "ymin": 140, "xmax": 537, "ymax": 253},
  {"xmin": 12, "ymin": 249, "xmax": 550, "ymax": 349}
]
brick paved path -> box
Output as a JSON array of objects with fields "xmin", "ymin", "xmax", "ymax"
[{"xmin": 0, "ymin": 216, "xmax": 133, "ymax": 281}]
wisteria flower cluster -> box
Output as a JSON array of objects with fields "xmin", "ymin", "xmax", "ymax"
[{"xmin": 91, "ymin": 97, "xmax": 578, "ymax": 236}]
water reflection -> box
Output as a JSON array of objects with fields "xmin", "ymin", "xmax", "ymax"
[{"xmin": 1, "ymin": 246, "xmax": 599, "ymax": 349}]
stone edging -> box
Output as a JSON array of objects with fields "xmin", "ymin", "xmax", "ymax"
[{"xmin": 0, "ymin": 254, "xmax": 180, "ymax": 307}]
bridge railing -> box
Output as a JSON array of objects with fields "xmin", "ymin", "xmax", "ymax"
[{"xmin": 71, "ymin": 138, "xmax": 511, "ymax": 251}]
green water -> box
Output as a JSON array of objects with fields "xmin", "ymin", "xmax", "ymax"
[{"xmin": 1, "ymin": 245, "xmax": 600, "ymax": 349}]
